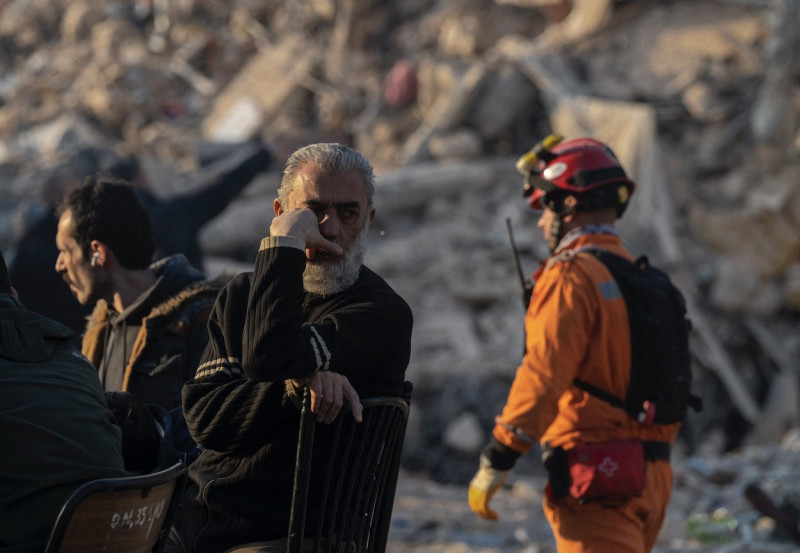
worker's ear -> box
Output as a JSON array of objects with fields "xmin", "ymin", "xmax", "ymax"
[
  {"xmin": 560, "ymin": 196, "xmax": 578, "ymax": 224},
  {"xmin": 274, "ymin": 198, "xmax": 284, "ymax": 216}
]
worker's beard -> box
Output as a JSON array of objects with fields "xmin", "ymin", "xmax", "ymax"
[
  {"xmin": 547, "ymin": 217, "xmax": 562, "ymax": 254},
  {"xmin": 303, "ymin": 226, "xmax": 367, "ymax": 296}
]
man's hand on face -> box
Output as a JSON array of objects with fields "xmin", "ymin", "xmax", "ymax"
[
  {"xmin": 270, "ymin": 208, "xmax": 343, "ymax": 258},
  {"xmin": 292, "ymin": 371, "xmax": 363, "ymax": 424}
]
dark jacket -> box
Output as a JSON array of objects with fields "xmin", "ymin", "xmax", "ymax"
[
  {"xmin": 148, "ymin": 404, "xmax": 203, "ymax": 470},
  {"xmin": 173, "ymin": 239, "xmax": 413, "ymax": 553},
  {"xmin": 82, "ymin": 254, "xmax": 225, "ymax": 410},
  {"xmin": 0, "ymin": 294, "xmax": 127, "ymax": 553}
]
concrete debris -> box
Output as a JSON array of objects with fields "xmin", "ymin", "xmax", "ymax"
[{"xmin": 1, "ymin": 1, "xmax": 800, "ymax": 549}]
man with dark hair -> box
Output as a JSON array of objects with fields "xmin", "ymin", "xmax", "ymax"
[
  {"xmin": 11, "ymin": 140, "xmax": 272, "ymax": 336},
  {"xmin": 0, "ymin": 250, "xmax": 127, "ymax": 552},
  {"xmin": 169, "ymin": 143, "xmax": 413, "ymax": 553},
  {"xmin": 55, "ymin": 178, "xmax": 225, "ymax": 410}
]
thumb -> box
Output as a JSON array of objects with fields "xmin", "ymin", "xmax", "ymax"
[
  {"xmin": 306, "ymin": 237, "xmax": 344, "ymax": 258},
  {"xmin": 468, "ymin": 484, "xmax": 500, "ymax": 521},
  {"xmin": 468, "ymin": 465, "xmax": 508, "ymax": 521}
]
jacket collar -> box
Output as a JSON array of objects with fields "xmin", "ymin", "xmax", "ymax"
[{"xmin": 554, "ymin": 224, "xmax": 619, "ymax": 254}]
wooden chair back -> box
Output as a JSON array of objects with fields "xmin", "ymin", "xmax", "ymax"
[{"xmin": 43, "ymin": 462, "xmax": 188, "ymax": 553}]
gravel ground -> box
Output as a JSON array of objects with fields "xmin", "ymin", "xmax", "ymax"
[{"xmin": 387, "ymin": 437, "xmax": 800, "ymax": 553}]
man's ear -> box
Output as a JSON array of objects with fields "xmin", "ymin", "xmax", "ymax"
[
  {"xmin": 274, "ymin": 198, "xmax": 284, "ymax": 216},
  {"xmin": 10, "ymin": 286, "xmax": 18, "ymax": 298},
  {"xmin": 368, "ymin": 208, "xmax": 376, "ymax": 224},
  {"xmin": 89, "ymin": 241, "xmax": 110, "ymax": 266}
]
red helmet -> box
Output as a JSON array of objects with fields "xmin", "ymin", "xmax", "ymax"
[{"xmin": 519, "ymin": 136, "xmax": 636, "ymax": 217}]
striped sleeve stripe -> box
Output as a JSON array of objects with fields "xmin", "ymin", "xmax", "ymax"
[
  {"xmin": 195, "ymin": 356, "xmax": 243, "ymax": 379},
  {"xmin": 309, "ymin": 325, "xmax": 331, "ymax": 371},
  {"xmin": 309, "ymin": 335, "xmax": 323, "ymax": 370}
]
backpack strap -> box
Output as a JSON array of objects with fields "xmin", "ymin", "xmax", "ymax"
[
  {"xmin": 642, "ymin": 440, "xmax": 671, "ymax": 461},
  {"xmin": 571, "ymin": 246, "xmax": 703, "ymax": 423},
  {"xmin": 567, "ymin": 247, "xmax": 643, "ymax": 420},
  {"xmin": 572, "ymin": 377, "xmax": 639, "ymax": 419}
]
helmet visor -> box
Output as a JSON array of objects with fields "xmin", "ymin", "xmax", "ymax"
[
  {"xmin": 525, "ymin": 176, "xmax": 556, "ymax": 211},
  {"xmin": 527, "ymin": 188, "xmax": 544, "ymax": 210}
]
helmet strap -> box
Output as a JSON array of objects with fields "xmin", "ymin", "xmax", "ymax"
[
  {"xmin": 544, "ymin": 193, "xmax": 577, "ymax": 253},
  {"xmin": 547, "ymin": 206, "xmax": 576, "ymax": 253}
]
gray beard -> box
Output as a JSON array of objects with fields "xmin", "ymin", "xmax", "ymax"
[{"xmin": 303, "ymin": 228, "xmax": 367, "ymax": 296}]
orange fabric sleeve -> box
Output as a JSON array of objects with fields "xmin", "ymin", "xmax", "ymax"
[{"xmin": 494, "ymin": 259, "xmax": 598, "ymax": 453}]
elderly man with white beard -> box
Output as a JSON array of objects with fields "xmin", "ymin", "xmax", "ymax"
[{"xmin": 167, "ymin": 143, "xmax": 413, "ymax": 553}]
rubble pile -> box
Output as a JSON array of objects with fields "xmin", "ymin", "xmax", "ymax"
[{"xmin": 2, "ymin": 0, "xmax": 800, "ymax": 549}]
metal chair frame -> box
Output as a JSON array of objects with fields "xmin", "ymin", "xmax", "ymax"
[{"xmin": 287, "ymin": 382, "xmax": 412, "ymax": 553}]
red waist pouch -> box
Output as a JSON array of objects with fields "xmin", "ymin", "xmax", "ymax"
[{"xmin": 567, "ymin": 439, "xmax": 646, "ymax": 500}]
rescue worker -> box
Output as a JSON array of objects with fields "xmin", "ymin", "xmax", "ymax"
[{"xmin": 468, "ymin": 135, "xmax": 680, "ymax": 553}]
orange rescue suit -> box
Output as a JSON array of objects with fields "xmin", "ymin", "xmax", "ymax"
[{"xmin": 493, "ymin": 232, "xmax": 680, "ymax": 553}]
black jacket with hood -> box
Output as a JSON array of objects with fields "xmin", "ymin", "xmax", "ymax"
[
  {"xmin": 0, "ymin": 293, "xmax": 127, "ymax": 552},
  {"xmin": 82, "ymin": 254, "xmax": 225, "ymax": 410}
]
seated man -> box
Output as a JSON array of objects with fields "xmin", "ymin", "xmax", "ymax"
[
  {"xmin": 54, "ymin": 179, "xmax": 225, "ymax": 410},
  {"xmin": 169, "ymin": 143, "xmax": 413, "ymax": 553},
  {"xmin": 0, "ymin": 250, "xmax": 127, "ymax": 553}
]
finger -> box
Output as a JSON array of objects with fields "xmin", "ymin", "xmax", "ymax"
[
  {"xmin": 468, "ymin": 488, "xmax": 499, "ymax": 521},
  {"xmin": 306, "ymin": 236, "xmax": 343, "ymax": 257},
  {"xmin": 322, "ymin": 376, "xmax": 347, "ymax": 425},
  {"xmin": 468, "ymin": 486, "xmax": 483, "ymax": 513},
  {"xmin": 326, "ymin": 378, "xmax": 344, "ymax": 424},
  {"xmin": 307, "ymin": 377, "xmax": 324, "ymax": 414},
  {"xmin": 316, "ymin": 375, "xmax": 335, "ymax": 424},
  {"xmin": 342, "ymin": 381, "xmax": 362, "ymax": 423},
  {"xmin": 270, "ymin": 209, "xmax": 328, "ymax": 246}
]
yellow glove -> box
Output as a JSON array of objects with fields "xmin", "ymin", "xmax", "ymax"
[{"xmin": 468, "ymin": 458, "xmax": 509, "ymax": 521}]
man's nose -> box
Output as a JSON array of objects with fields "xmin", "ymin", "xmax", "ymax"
[
  {"xmin": 54, "ymin": 253, "xmax": 64, "ymax": 272},
  {"xmin": 318, "ymin": 210, "xmax": 340, "ymax": 238}
]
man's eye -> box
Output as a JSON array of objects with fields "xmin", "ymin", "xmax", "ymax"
[{"xmin": 339, "ymin": 210, "xmax": 359, "ymax": 223}]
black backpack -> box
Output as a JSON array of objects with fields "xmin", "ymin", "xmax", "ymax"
[{"xmin": 572, "ymin": 248, "xmax": 702, "ymax": 425}]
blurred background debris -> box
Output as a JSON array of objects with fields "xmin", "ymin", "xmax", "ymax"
[{"xmin": 1, "ymin": 0, "xmax": 800, "ymax": 550}]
